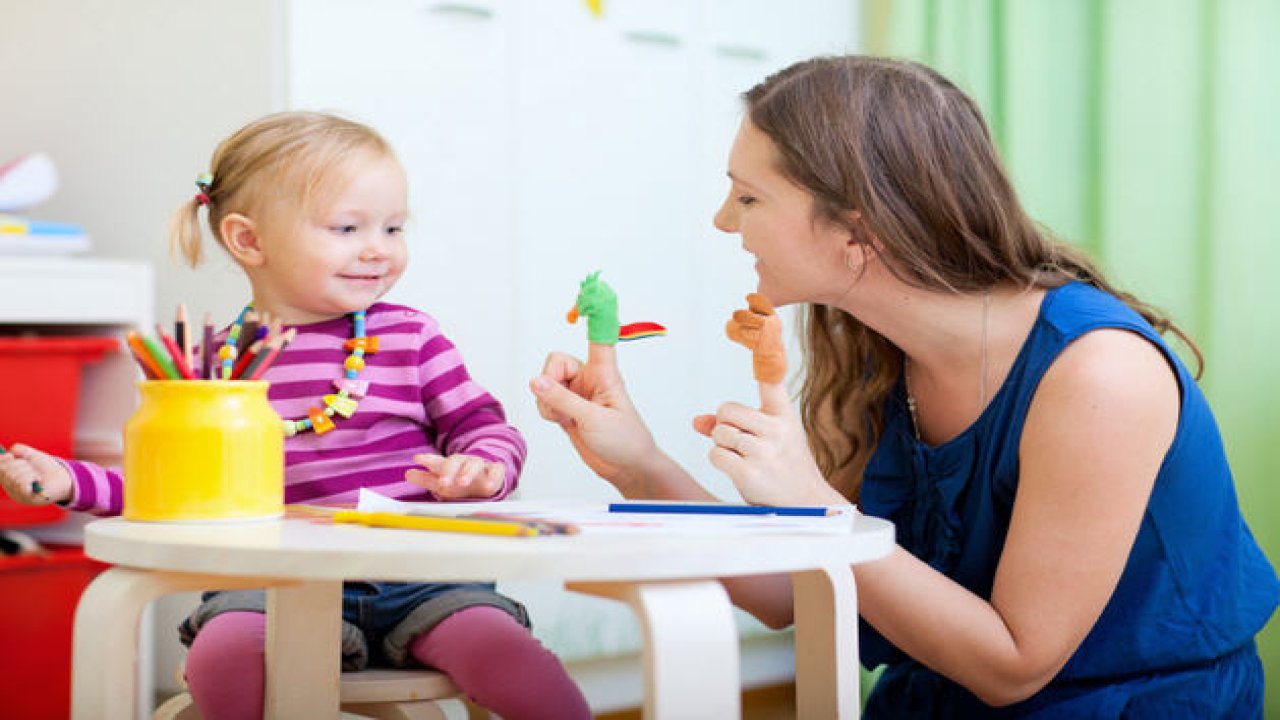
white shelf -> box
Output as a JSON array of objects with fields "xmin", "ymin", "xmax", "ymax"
[{"xmin": 0, "ymin": 257, "xmax": 153, "ymax": 327}]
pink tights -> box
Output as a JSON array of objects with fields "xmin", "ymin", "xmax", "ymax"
[{"xmin": 184, "ymin": 607, "xmax": 590, "ymax": 720}]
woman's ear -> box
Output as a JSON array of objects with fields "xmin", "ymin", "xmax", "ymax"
[
  {"xmin": 847, "ymin": 210, "xmax": 884, "ymax": 252},
  {"xmin": 220, "ymin": 213, "xmax": 265, "ymax": 267}
]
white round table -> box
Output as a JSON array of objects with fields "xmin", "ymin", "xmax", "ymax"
[{"xmin": 73, "ymin": 512, "xmax": 894, "ymax": 719}]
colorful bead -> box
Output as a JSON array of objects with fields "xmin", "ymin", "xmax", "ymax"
[
  {"xmin": 334, "ymin": 378, "xmax": 368, "ymax": 398},
  {"xmin": 323, "ymin": 394, "xmax": 358, "ymax": 418},
  {"xmin": 226, "ymin": 306, "xmax": 367, "ymax": 436},
  {"xmin": 309, "ymin": 407, "xmax": 335, "ymax": 434},
  {"xmin": 344, "ymin": 336, "xmax": 379, "ymax": 353}
]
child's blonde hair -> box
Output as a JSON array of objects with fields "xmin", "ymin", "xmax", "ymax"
[{"xmin": 170, "ymin": 111, "xmax": 396, "ymax": 268}]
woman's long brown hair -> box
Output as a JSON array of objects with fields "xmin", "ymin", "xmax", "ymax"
[{"xmin": 743, "ymin": 56, "xmax": 1201, "ymax": 501}]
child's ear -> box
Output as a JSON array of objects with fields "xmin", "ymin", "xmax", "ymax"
[{"xmin": 220, "ymin": 213, "xmax": 265, "ymax": 266}]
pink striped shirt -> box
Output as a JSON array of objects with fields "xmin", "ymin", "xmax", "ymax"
[{"xmin": 63, "ymin": 303, "xmax": 525, "ymax": 514}]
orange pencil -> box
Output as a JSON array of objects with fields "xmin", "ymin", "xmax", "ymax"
[
  {"xmin": 125, "ymin": 331, "xmax": 164, "ymax": 379},
  {"xmin": 155, "ymin": 323, "xmax": 195, "ymax": 379}
]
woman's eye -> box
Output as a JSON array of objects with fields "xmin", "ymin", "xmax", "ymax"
[{"xmin": 737, "ymin": 196, "xmax": 757, "ymax": 206}]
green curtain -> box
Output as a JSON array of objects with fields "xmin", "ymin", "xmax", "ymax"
[{"xmin": 866, "ymin": 0, "xmax": 1280, "ymax": 714}]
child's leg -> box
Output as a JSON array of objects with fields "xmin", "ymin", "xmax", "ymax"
[
  {"xmin": 184, "ymin": 611, "xmax": 267, "ymax": 720},
  {"xmin": 410, "ymin": 605, "xmax": 591, "ymax": 720}
]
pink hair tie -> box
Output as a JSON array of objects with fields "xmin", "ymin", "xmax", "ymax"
[{"xmin": 194, "ymin": 173, "xmax": 213, "ymax": 207}]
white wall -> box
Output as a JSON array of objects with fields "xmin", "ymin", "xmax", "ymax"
[{"xmin": 0, "ymin": 1, "xmax": 276, "ymax": 325}]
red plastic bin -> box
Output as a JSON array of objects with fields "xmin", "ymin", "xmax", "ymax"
[
  {"xmin": 0, "ymin": 546, "xmax": 109, "ymax": 719},
  {"xmin": 0, "ymin": 336, "xmax": 119, "ymax": 526}
]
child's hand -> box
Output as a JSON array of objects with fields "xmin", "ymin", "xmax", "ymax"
[
  {"xmin": 405, "ymin": 453, "xmax": 505, "ymax": 500},
  {"xmin": 0, "ymin": 444, "xmax": 73, "ymax": 506}
]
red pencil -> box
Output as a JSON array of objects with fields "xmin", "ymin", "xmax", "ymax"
[
  {"xmin": 155, "ymin": 323, "xmax": 195, "ymax": 379},
  {"xmin": 231, "ymin": 338, "xmax": 262, "ymax": 379}
]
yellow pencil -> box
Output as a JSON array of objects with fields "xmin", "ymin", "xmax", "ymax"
[{"xmin": 332, "ymin": 510, "xmax": 541, "ymax": 537}]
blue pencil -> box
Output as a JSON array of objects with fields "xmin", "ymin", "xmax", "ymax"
[{"xmin": 607, "ymin": 502, "xmax": 835, "ymax": 517}]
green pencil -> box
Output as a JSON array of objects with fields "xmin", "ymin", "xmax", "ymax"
[{"xmin": 140, "ymin": 333, "xmax": 181, "ymax": 379}]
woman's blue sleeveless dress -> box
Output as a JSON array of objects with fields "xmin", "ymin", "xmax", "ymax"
[{"xmin": 859, "ymin": 282, "xmax": 1278, "ymax": 718}]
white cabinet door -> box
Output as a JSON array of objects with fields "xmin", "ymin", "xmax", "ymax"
[
  {"xmin": 287, "ymin": 0, "xmax": 518, "ymax": 399},
  {"xmin": 504, "ymin": 0, "xmax": 711, "ymax": 498}
]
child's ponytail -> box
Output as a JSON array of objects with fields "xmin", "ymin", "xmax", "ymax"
[{"xmin": 168, "ymin": 192, "xmax": 206, "ymax": 269}]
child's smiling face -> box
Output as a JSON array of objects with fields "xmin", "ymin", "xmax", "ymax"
[{"xmin": 252, "ymin": 151, "xmax": 409, "ymax": 324}]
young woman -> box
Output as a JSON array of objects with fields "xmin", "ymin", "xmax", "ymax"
[{"xmin": 530, "ymin": 56, "xmax": 1278, "ymax": 717}]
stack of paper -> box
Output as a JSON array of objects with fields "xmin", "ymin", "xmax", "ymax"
[
  {"xmin": 0, "ymin": 153, "xmax": 90, "ymax": 256},
  {"xmin": 0, "ymin": 214, "xmax": 90, "ymax": 255},
  {"xmin": 351, "ymin": 488, "xmax": 858, "ymax": 537}
]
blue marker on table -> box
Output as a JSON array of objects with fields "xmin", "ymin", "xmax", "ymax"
[{"xmin": 607, "ymin": 502, "xmax": 836, "ymax": 517}]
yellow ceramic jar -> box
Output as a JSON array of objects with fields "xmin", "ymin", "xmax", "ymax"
[{"xmin": 124, "ymin": 381, "xmax": 283, "ymax": 522}]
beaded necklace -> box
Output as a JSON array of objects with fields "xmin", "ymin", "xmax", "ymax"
[{"xmin": 221, "ymin": 305, "xmax": 377, "ymax": 436}]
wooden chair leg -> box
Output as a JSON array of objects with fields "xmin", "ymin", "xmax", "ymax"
[
  {"xmin": 342, "ymin": 699, "xmax": 472, "ymax": 720},
  {"xmin": 152, "ymin": 692, "xmax": 201, "ymax": 720}
]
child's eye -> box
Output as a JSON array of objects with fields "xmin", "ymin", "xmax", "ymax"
[
  {"xmin": 386, "ymin": 225, "xmax": 404, "ymax": 236},
  {"xmin": 330, "ymin": 224, "xmax": 359, "ymax": 235}
]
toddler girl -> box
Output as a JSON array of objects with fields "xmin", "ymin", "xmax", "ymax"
[{"xmin": 0, "ymin": 111, "xmax": 590, "ymax": 720}]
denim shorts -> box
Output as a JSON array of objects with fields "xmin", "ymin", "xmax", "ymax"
[{"xmin": 178, "ymin": 581, "xmax": 530, "ymax": 670}]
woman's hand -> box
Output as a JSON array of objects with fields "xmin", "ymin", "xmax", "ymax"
[
  {"xmin": 694, "ymin": 294, "xmax": 838, "ymax": 506},
  {"xmin": 406, "ymin": 453, "xmax": 505, "ymax": 499},
  {"xmin": 529, "ymin": 343, "xmax": 661, "ymax": 494},
  {"xmin": 0, "ymin": 444, "xmax": 73, "ymax": 505},
  {"xmin": 693, "ymin": 382, "xmax": 835, "ymax": 506}
]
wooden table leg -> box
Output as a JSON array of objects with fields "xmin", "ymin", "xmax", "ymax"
[
  {"xmin": 73, "ymin": 568, "xmax": 292, "ymax": 720},
  {"xmin": 792, "ymin": 564, "xmax": 860, "ymax": 719},
  {"xmin": 264, "ymin": 579, "xmax": 343, "ymax": 719},
  {"xmin": 569, "ymin": 580, "xmax": 741, "ymax": 720}
]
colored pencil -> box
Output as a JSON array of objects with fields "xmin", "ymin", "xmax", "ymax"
[
  {"xmin": 243, "ymin": 327, "xmax": 294, "ymax": 380},
  {"xmin": 231, "ymin": 339, "xmax": 262, "ymax": 380},
  {"xmin": 125, "ymin": 331, "xmax": 166, "ymax": 379},
  {"xmin": 607, "ymin": 502, "xmax": 837, "ymax": 517},
  {"xmin": 236, "ymin": 311, "xmax": 259, "ymax": 357},
  {"xmin": 175, "ymin": 303, "xmax": 194, "ymax": 377},
  {"xmin": 333, "ymin": 510, "xmax": 542, "ymax": 537},
  {"xmin": 201, "ymin": 312, "xmax": 215, "ymax": 380},
  {"xmin": 140, "ymin": 333, "xmax": 180, "ymax": 379},
  {"xmin": 155, "ymin": 323, "xmax": 195, "ymax": 379},
  {"xmin": 463, "ymin": 511, "xmax": 580, "ymax": 535}
]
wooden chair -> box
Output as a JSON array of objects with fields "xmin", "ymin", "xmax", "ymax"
[{"xmin": 153, "ymin": 667, "xmax": 484, "ymax": 720}]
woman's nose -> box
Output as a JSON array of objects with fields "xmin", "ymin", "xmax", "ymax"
[{"xmin": 713, "ymin": 197, "xmax": 736, "ymax": 233}]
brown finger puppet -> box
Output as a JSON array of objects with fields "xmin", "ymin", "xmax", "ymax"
[{"xmin": 725, "ymin": 293, "xmax": 787, "ymax": 384}]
